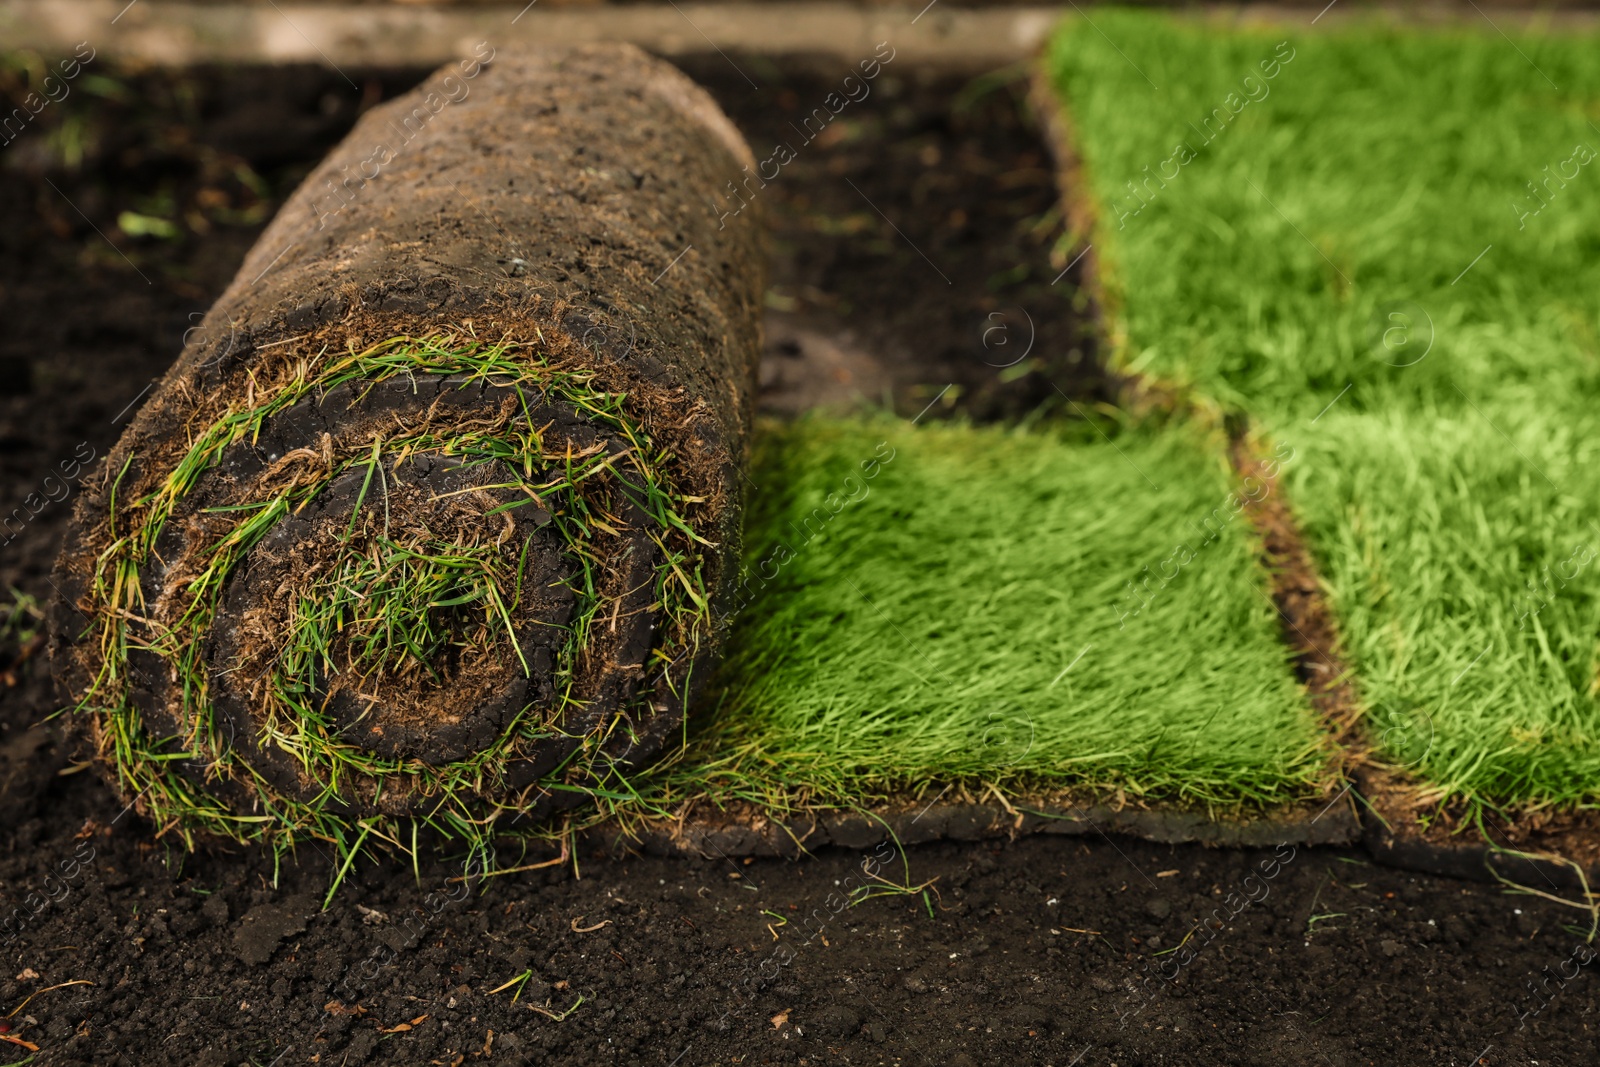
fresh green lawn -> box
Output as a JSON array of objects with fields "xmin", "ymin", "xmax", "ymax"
[
  {"xmin": 1048, "ymin": 10, "xmax": 1600, "ymax": 419},
  {"xmin": 1048, "ymin": 10, "xmax": 1600, "ymax": 807},
  {"xmin": 629, "ymin": 416, "xmax": 1327, "ymax": 814},
  {"xmin": 1290, "ymin": 408, "xmax": 1600, "ymax": 804}
]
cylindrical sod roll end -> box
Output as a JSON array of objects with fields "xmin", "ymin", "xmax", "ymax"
[{"xmin": 50, "ymin": 44, "xmax": 765, "ymax": 844}]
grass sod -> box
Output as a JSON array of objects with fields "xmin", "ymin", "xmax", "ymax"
[
  {"xmin": 1287, "ymin": 409, "xmax": 1600, "ymax": 807},
  {"xmin": 596, "ymin": 416, "xmax": 1330, "ymax": 821},
  {"xmin": 1047, "ymin": 12, "xmax": 1600, "ymax": 808},
  {"xmin": 1046, "ymin": 11, "xmax": 1600, "ymax": 421},
  {"xmin": 74, "ymin": 333, "xmax": 713, "ymax": 875},
  {"xmin": 74, "ymin": 340, "xmax": 1334, "ymax": 874},
  {"xmin": 266, "ymin": 531, "xmax": 530, "ymax": 774}
]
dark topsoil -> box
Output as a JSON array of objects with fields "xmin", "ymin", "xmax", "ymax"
[{"xmin": 0, "ymin": 53, "xmax": 1594, "ymax": 1067}]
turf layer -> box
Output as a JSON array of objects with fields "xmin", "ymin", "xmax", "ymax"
[
  {"xmin": 1047, "ymin": 11, "xmax": 1600, "ymax": 807},
  {"xmin": 623, "ymin": 417, "xmax": 1327, "ymax": 816}
]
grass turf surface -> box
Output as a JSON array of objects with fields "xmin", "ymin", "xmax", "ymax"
[
  {"xmin": 1047, "ymin": 10, "xmax": 1600, "ymax": 809},
  {"xmin": 625, "ymin": 416, "xmax": 1327, "ymax": 817}
]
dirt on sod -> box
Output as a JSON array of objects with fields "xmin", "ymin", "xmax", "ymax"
[{"xmin": 48, "ymin": 45, "xmax": 769, "ymax": 851}]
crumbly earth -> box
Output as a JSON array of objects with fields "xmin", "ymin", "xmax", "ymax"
[
  {"xmin": 0, "ymin": 55, "xmax": 1596, "ymax": 1067},
  {"xmin": 672, "ymin": 53, "xmax": 1109, "ymax": 422},
  {"xmin": 2, "ymin": 733, "xmax": 1597, "ymax": 1067}
]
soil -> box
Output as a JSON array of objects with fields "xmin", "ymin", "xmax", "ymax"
[
  {"xmin": 669, "ymin": 53, "xmax": 1109, "ymax": 423},
  {"xmin": 1, "ymin": 54, "xmax": 1597, "ymax": 1067},
  {"xmin": 1226, "ymin": 434, "xmax": 1365, "ymax": 752}
]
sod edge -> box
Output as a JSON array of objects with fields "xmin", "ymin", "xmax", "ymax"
[{"xmin": 590, "ymin": 789, "xmax": 1361, "ymax": 861}]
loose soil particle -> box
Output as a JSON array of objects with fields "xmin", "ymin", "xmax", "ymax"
[{"xmin": 0, "ymin": 54, "xmax": 1597, "ymax": 1067}]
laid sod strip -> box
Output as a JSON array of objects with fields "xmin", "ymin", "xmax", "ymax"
[
  {"xmin": 596, "ymin": 416, "xmax": 1331, "ymax": 820},
  {"xmin": 49, "ymin": 45, "xmax": 765, "ymax": 863},
  {"xmin": 1287, "ymin": 410, "xmax": 1600, "ymax": 805},
  {"xmin": 1047, "ymin": 12, "xmax": 1600, "ymax": 422},
  {"xmin": 1048, "ymin": 13, "xmax": 1600, "ymax": 809}
]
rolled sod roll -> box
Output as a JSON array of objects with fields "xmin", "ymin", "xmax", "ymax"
[{"xmin": 50, "ymin": 44, "xmax": 765, "ymax": 844}]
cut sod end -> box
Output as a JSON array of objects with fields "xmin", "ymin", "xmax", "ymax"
[{"xmin": 47, "ymin": 45, "xmax": 766, "ymax": 855}]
